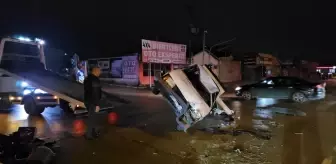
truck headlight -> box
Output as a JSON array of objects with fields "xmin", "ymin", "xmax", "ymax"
[
  {"xmin": 235, "ymin": 86, "xmax": 242, "ymax": 91},
  {"xmin": 34, "ymin": 89, "xmax": 47, "ymax": 94},
  {"xmin": 21, "ymin": 81, "xmax": 29, "ymax": 87},
  {"xmin": 190, "ymin": 103, "xmax": 202, "ymax": 119},
  {"xmin": 23, "ymin": 89, "xmax": 32, "ymax": 95}
]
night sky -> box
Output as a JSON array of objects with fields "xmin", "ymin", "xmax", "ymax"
[{"xmin": 1, "ymin": 0, "xmax": 335, "ymax": 64}]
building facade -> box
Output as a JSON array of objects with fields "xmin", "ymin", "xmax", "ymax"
[
  {"xmin": 192, "ymin": 50, "xmax": 219, "ymax": 76},
  {"xmin": 243, "ymin": 52, "xmax": 281, "ymax": 81},
  {"xmin": 218, "ymin": 57, "xmax": 241, "ymax": 83},
  {"xmin": 192, "ymin": 50, "xmax": 241, "ymax": 83},
  {"xmin": 85, "ymin": 40, "xmax": 187, "ymax": 86},
  {"xmin": 140, "ymin": 39, "xmax": 187, "ymax": 86}
]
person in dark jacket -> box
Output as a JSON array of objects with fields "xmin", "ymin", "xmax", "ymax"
[{"xmin": 84, "ymin": 66, "xmax": 102, "ymax": 139}]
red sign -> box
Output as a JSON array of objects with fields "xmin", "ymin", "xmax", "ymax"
[{"xmin": 141, "ymin": 39, "xmax": 187, "ymax": 64}]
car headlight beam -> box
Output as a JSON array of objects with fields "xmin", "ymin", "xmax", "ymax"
[
  {"xmin": 235, "ymin": 86, "xmax": 242, "ymax": 91},
  {"xmin": 21, "ymin": 81, "xmax": 29, "ymax": 87}
]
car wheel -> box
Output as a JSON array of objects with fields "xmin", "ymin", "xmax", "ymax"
[
  {"xmin": 152, "ymin": 88, "xmax": 160, "ymax": 95},
  {"xmin": 24, "ymin": 96, "xmax": 45, "ymax": 115},
  {"xmin": 242, "ymin": 91, "xmax": 252, "ymax": 100},
  {"xmin": 292, "ymin": 92, "xmax": 307, "ymax": 103},
  {"xmin": 59, "ymin": 99, "xmax": 72, "ymax": 113}
]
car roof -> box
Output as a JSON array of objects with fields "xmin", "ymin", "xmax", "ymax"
[
  {"xmin": 268, "ymin": 76, "xmax": 300, "ymax": 79},
  {"xmin": 267, "ymin": 76, "xmax": 310, "ymax": 82}
]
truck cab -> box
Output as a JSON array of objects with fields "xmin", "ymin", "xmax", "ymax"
[
  {"xmin": 0, "ymin": 37, "xmax": 116, "ymax": 115},
  {"xmin": 0, "ymin": 37, "xmax": 60, "ymax": 114}
]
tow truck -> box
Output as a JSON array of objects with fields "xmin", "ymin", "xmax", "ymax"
[{"xmin": 0, "ymin": 36, "xmax": 116, "ymax": 115}]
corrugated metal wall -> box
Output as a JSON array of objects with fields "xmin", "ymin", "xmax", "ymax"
[{"xmin": 218, "ymin": 60, "xmax": 241, "ymax": 83}]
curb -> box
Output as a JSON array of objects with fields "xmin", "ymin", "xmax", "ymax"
[
  {"xmin": 221, "ymin": 93, "xmax": 237, "ymax": 98},
  {"xmin": 107, "ymin": 83, "xmax": 148, "ymax": 89}
]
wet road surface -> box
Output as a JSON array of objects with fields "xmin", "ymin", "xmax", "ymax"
[{"xmin": 1, "ymin": 85, "xmax": 336, "ymax": 163}]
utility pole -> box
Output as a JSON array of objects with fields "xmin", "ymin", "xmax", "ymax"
[
  {"xmin": 202, "ymin": 0, "xmax": 207, "ymax": 65},
  {"xmin": 189, "ymin": 39, "xmax": 192, "ymax": 64},
  {"xmin": 149, "ymin": 36, "xmax": 159, "ymax": 88},
  {"xmin": 202, "ymin": 30, "xmax": 207, "ymax": 65}
]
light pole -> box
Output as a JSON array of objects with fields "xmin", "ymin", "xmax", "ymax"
[{"xmin": 202, "ymin": 30, "xmax": 208, "ymax": 65}]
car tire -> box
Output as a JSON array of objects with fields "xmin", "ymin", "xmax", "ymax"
[
  {"xmin": 24, "ymin": 96, "xmax": 45, "ymax": 115},
  {"xmin": 241, "ymin": 91, "xmax": 252, "ymax": 100},
  {"xmin": 292, "ymin": 92, "xmax": 307, "ymax": 103},
  {"xmin": 152, "ymin": 88, "xmax": 160, "ymax": 95},
  {"xmin": 59, "ymin": 99, "xmax": 73, "ymax": 114}
]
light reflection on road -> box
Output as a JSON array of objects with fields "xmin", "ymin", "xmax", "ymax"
[
  {"xmin": 0, "ymin": 105, "xmax": 71, "ymax": 137},
  {"xmin": 256, "ymin": 98, "xmax": 278, "ymax": 108},
  {"xmin": 230, "ymin": 98, "xmax": 310, "ymax": 135},
  {"xmin": 0, "ymin": 90, "xmax": 336, "ymax": 164},
  {"xmin": 8, "ymin": 105, "xmax": 29, "ymax": 121}
]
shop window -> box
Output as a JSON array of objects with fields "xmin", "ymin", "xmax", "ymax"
[
  {"xmin": 161, "ymin": 64, "xmax": 171, "ymax": 72},
  {"xmin": 173, "ymin": 64, "xmax": 187, "ymax": 70},
  {"xmin": 143, "ymin": 63, "xmax": 171, "ymax": 76},
  {"xmin": 143, "ymin": 63, "xmax": 155, "ymax": 76}
]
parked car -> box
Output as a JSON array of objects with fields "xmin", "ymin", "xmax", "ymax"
[{"xmin": 235, "ymin": 76, "xmax": 326, "ymax": 102}]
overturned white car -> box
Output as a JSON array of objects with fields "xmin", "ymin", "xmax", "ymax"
[{"xmin": 152, "ymin": 64, "xmax": 234, "ymax": 132}]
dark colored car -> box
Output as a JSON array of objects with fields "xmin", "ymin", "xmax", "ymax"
[{"xmin": 235, "ymin": 76, "xmax": 326, "ymax": 102}]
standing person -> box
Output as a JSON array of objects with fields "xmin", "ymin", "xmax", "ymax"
[{"xmin": 84, "ymin": 66, "xmax": 102, "ymax": 140}]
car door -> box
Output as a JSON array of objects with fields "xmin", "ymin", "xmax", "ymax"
[
  {"xmin": 251, "ymin": 78, "xmax": 274, "ymax": 98},
  {"xmin": 271, "ymin": 77, "xmax": 293, "ymax": 99},
  {"xmin": 282, "ymin": 78, "xmax": 297, "ymax": 98}
]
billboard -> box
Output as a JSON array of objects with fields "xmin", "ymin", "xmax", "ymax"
[
  {"xmin": 87, "ymin": 54, "xmax": 139, "ymax": 80},
  {"xmin": 141, "ymin": 39, "xmax": 187, "ymax": 64},
  {"xmin": 122, "ymin": 55, "xmax": 139, "ymax": 79},
  {"xmin": 111, "ymin": 59, "xmax": 123, "ymax": 78},
  {"xmin": 88, "ymin": 58, "xmax": 118, "ymax": 78},
  {"xmin": 109, "ymin": 55, "xmax": 139, "ymax": 79}
]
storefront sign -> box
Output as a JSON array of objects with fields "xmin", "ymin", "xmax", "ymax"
[
  {"xmin": 111, "ymin": 59, "xmax": 123, "ymax": 78},
  {"xmin": 87, "ymin": 54, "xmax": 139, "ymax": 85},
  {"xmin": 122, "ymin": 55, "xmax": 139, "ymax": 79},
  {"xmin": 141, "ymin": 39, "xmax": 187, "ymax": 64}
]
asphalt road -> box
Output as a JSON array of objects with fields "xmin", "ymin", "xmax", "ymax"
[{"xmin": 1, "ymin": 83, "xmax": 336, "ymax": 164}]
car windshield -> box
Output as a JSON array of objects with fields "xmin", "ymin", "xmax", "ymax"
[
  {"xmin": 3, "ymin": 41, "xmax": 39, "ymax": 57},
  {"xmin": 260, "ymin": 78, "xmax": 274, "ymax": 85},
  {"xmin": 0, "ymin": 41, "xmax": 44, "ymax": 70}
]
